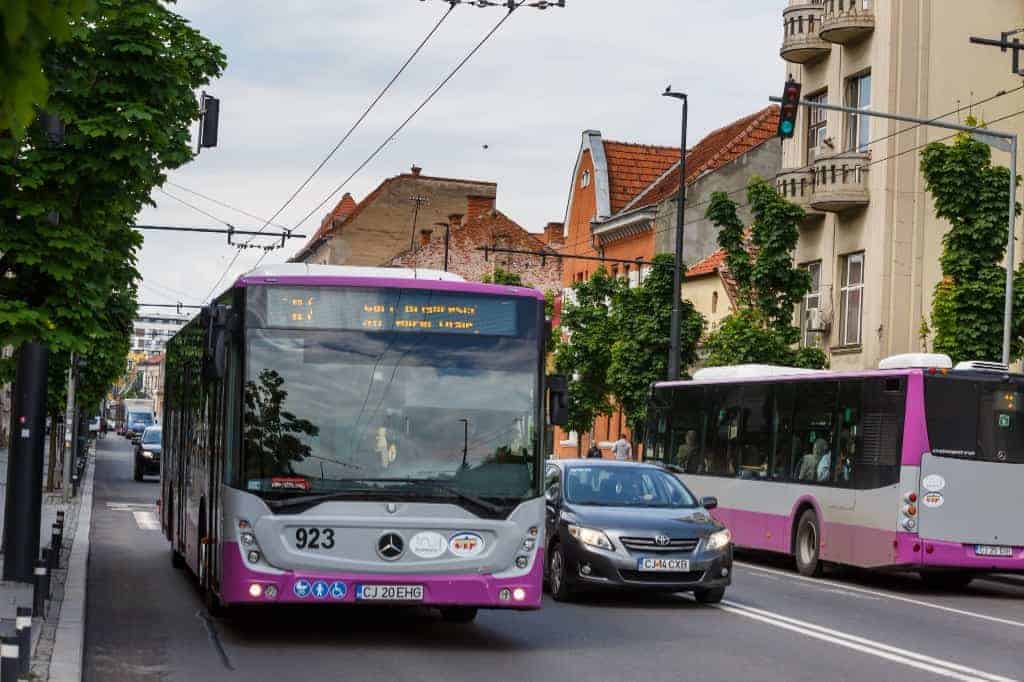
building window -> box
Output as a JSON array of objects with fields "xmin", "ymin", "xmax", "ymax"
[
  {"xmin": 839, "ymin": 253, "xmax": 864, "ymax": 346},
  {"xmin": 712, "ymin": 291, "xmax": 719, "ymax": 314},
  {"xmin": 801, "ymin": 261, "xmax": 822, "ymax": 347},
  {"xmin": 580, "ymin": 170, "xmax": 591, "ymax": 188},
  {"xmin": 806, "ymin": 90, "xmax": 828, "ymax": 164},
  {"xmin": 845, "ymin": 72, "xmax": 871, "ymax": 152}
]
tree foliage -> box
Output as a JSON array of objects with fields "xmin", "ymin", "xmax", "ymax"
[
  {"xmin": 0, "ymin": 0, "xmax": 226, "ymax": 392},
  {"xmin": 704, "ymin": 177, "xmax": 827, "ymax": 369},
  {"xmin": 481, "ymin": 266, "xmax": 523, "ymax": 286},
  {"xmin": 920, "ymin": 129, "xmax": 1023, "ymax": 363},
  {"xmin": 607, "ymin": 254, "xmax": 704, "ymax": 437},
  {"xmin": 0, "ymin": 0, "xmax": 92, "ymax": 139},
  {"xmin": 553, "ymin": 267, "xmax": 620, "ymax": 436}
]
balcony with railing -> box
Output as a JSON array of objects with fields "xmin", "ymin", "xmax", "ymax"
[
  {"xmin": 776, "ymin": 167, "xmax": 824, "ymax": 218},
  {"xmin": 780, "ymin": 3, "xmax": 830, "ymax": 64},
  {"xmin": 808, "ymin": 151, "xmax": 870, "ymax": 212},
  {"xmin": 819, "ymin": 0, "xmax": 874, "ymax": 44}
]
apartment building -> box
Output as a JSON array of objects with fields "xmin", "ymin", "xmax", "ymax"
[
  {"xmin": 778, "ymin": 0, "xmax": 1024, "ymax": 369},
  {"xmin": 131, "ymin": 313, "xmax": 188, "ymax": 358}
]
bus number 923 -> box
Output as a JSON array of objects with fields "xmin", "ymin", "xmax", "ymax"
[{"xmin": 295, "ymin": 528, "xmax": 335, "ymax": 550}]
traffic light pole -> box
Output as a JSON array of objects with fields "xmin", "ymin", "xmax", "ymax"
[
  {"xmin": 769, "ymin": 94, "xmax": 1019, "ymax": 365},
  {"xmin": 62, "ymin": 353, "xmax": 76, "ymax": 502},
  {"xmin": 663, "ymin": 89, "xmax": 688, "ymax": 380}
]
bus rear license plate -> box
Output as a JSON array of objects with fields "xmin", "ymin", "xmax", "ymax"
[
  {"xmin": 975, "ymin": 545, "xmax": 1013, "ymax": 557},
  {"xmin": 638, "ymin": 558, "xmax": 689, "ymax": 571},
  {"xmin": 355, "ymin": 584, "xmax": 424, "ymax": 601}
]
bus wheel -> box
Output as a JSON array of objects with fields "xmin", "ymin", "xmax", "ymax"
[
  {"xmin": 794, "ymin": 509, "xmax": 823, "ymax": 577},
  {"xmin": 919, "ymin": 572, "xmax": 974, "ymax": 590},
  {"xmin": 439, "ymin": 607, "xmax": 478, "ymax": 623}
]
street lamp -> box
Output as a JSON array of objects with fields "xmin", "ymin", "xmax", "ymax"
[{"xmin": 662, "ymin": 86, "xmax": 688, "ymax": 380}]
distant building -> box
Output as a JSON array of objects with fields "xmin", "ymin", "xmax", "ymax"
[
  {"xmin": 131, "ymin": 313, "xmax": 188, "ymax": 359},
  {"xmin": 135, "ymin": 353, "xmax": 165, "ymax": 416},
  {"xmin": 386, "ymin": 195, "xmax": 563, "ymax": 294},
  {"xmin": 290, "ymin": 166, "xmax": 498, "ymax": 266}
]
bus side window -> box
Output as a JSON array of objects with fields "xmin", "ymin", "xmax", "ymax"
[
  {"xmin": 856, "ymin": 378, "xmax": 905, "ymax": 489},
  {"xmin": 793, "ymin": 381, "xmax": 838, "ymax": 483},
  {"xmin": 707, "ymin": 386, "xmax": 742, "ymax": 477},
  {"xmin": 772, "ymin": 383, "xmax": 798, "ymax": 482},
  {"xmin": 834, "ymin": 381, "xmax": 862, "ymax": 487},
  {"xmin": 671, "ymin": 387, "xmax": 704, "ymax": 472},
  {"xmin": 738, "ymin": 384, "xmax": 770, "ymax": 478}
]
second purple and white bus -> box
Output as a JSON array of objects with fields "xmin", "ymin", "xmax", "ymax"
[{"xmin": 645, "ymin": 354, "xmax": 1024, "ymax": 587}]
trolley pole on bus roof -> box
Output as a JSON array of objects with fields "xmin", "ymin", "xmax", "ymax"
[{"xmin": 769, "ymin": 91, "xmax": 1019, "ymax": 366}]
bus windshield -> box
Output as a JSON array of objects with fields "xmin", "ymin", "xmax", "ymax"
[
  {"xmin": 242, "ymin": 328, "xmax": 539, "ymax": 502},
  {"xmin": 925, "ymin": 375, "xmax": 1024, "ymax": 463}
]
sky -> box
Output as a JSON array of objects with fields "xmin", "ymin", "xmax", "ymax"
[{"xmin": 135, "ymin": 0, "xmax": 783, "ymax": 310}]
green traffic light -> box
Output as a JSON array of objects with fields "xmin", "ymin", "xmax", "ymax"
[{"xmin": 780, "ymin": 120, "xmax": 794, "ymax": 135}]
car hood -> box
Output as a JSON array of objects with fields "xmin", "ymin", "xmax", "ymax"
[{"xmin": 566, "ymin": 504, "xmax": 722, "ymax": 536}]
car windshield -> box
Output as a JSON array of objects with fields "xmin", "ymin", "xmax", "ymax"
[
  {"xmin": 242, "ymin": 327, "xmax": 540, "ymax": 502},
  {"xmin": 129, "ymin": 412, "xmax": 153, "ymax": 425},
  {"xmin": 142, "ymin": 429, "xmax": 161, "ymax": 445},
  {"xmin": 564, "ymin": 466, "xmax": 698, "ymax": 508}
]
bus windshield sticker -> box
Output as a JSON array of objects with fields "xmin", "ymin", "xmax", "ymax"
[
  {"xmin": 921, "ymin": 492, "xmax": 944, "ymax": 508},
  {"xmin": 921, "ymin": 474, "xmax": 946, "ymax": 492},
  {"xmin": 409, "ymin": 531, "xmax": 448, "ymax": 559},
  {"xmin": 265, "ymin": 287, "xmax": 518, "ymax": 336},
  {"xmin": 449, "ymin": 532, "xmax": 485, "ymax": 558},
  {"xmin": 270, "ymin": 477, "xmax": 310, "ymax": 491}
]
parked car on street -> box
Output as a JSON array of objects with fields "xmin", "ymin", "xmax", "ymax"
[
  {"xmin": 544, "ymin": 460, "xmax": 732, "ymax": 603},
  {"xmin": 133, "ymin": 425, "xmax": 161, "ymax": 482}
]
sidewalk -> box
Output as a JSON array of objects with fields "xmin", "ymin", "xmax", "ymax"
[{"xmin": 0, "ymin": 440, "xmax": 95, "ymax": 681}]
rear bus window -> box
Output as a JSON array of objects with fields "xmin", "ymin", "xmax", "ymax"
[{"xmin": 925, "ymin": 376, "xmax": 1024, "ymax": 463}]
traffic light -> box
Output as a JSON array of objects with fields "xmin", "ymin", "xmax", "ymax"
[{"xmin": 778, "ymin": 78, "xmax": 802, "ymax": 139}]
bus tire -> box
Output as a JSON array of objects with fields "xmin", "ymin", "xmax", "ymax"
[
  {"xmin": 439, "ymin": 607, "xmax": 478, "ymax": 623},
  {"xmin": 794, "ymin": 509, "xmax": 823, "ymax": 577},
  {"xmin": 919, "ymin": 571, "xmax": 974, "ymax": 590},
  {"xmin": 548, "ymin": 544, "xmax": 575, "ymax": 602}
]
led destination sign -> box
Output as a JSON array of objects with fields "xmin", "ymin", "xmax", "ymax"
[{"xmin": 266, "ymin": 287, "xmax": 518, "ymax": 336}]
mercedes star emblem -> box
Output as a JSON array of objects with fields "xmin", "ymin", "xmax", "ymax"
[
  {"xmin": 655, "ymin": 534, "xmax": 671, "ymax": 546},
  {"xmin": 386, "ymin": 503, "xmax": 397, "ymax": 514},
  {"xmin": 377, "ymin": 532, "xmax": 405, "ymax": 560}
]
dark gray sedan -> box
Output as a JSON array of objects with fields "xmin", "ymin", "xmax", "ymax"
[
  {"xmin": 133, "ymin": 426, "xmax": 161, "ymax": 481},
  {"xmin": 544, "ymin": 460, "xmax": 732, "ymax": 603}
]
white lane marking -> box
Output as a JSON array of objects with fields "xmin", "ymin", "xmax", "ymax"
[
  {"xmin": 132, "ymin": 511, "xmax": 161, "ymax": 531},
  {"xmin": 736, "ymin": 561, "xmax": 1024, "ymax": 629},
  {"xmin": 718, "ymin": 599, "xmax": 1017, "ymax": 682},
  {"xmin": 106, "ymin": 502, "xmax": 157, "ymax": 511}
]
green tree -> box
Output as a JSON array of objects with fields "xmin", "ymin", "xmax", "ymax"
[
  {"xmin": 0, "ymin": 0, "xmax": 92, "ymax": 139},
  {"xmin": 243, "ymin": 369, "xmax": 320, "ymax": 477},
  {"xmin": 0, "ymin": 0, "xmax": 226, "ymax": 383},
  {"xmin": 553, "ymin": 267, "xmax": 621, "ymax": 443},
  {"xmin": 703, "ymin": 177, "xmax": 827, "ymax": 369},
  {"xmin": 481, "ymin": 266, "xmax": 523, "ymax": 286},
  {"xmin": 607, "ymin": 254, "xmax": 704, "ymax": 438},
  {"xmin": 920, "ymin": 128, "xmax": 1023, "ymax": 363}
]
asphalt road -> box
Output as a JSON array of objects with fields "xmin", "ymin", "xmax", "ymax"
[{"xmin": 84, "ymin": 436, "xmax": 1024, "ymax": 681}]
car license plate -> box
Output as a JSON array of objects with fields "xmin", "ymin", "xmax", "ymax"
[
  {"xmin": 975, "ymin": 544, "xmax": 1014, "ymax": 557},
  {"xmin": 638, "ymin": 558, "xmax": 690, "ymax": 572},
  {"xmin": 355, "ymin": 584, "xmax": 424, "ymax": 601}
]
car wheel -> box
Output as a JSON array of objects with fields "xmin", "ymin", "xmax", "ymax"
[
  {"xmin": 694, "ymin": 586, "xmax": 725, "ymax": 604},
  {"xmin": 133, "ymin": 457, "xmax": 143, "ymax": 482},
  {"xmin": 794, "ymin": 509, "xmax": 823, "ymax": 577},
  {"xmin": 549, "ymin": 544, "xmax": 574, "ymax": 602},
  {"xmin": 439, "ymin": 607, "xmax": 478, "ymax": 623},
  {"xmin": 919, "ymin": 571, "xmax": 974, "ymax": 590}
]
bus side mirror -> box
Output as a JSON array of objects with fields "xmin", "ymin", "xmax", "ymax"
[
  {"xmin": 202, "ymin": 304, "xmax": 232, "ymax": 380},
  {"xmin": 547, "ymin": 374, "xmax": 569, "ymax": 427},
  {"xmin": 701, "ymin": 496, "xmax": 718, "ymax": 510}
]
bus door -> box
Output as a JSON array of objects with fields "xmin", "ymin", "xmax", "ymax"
[{"xmin": 919, "ymin": 376, "xmax": 1024, "ymax": 548}]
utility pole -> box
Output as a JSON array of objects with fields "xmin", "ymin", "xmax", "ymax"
[
  {"xmin": 436, "ymin": 222, "xmax": 451, "ymax": 272},
  {"xmin": 62, "ymin": 354, "xmax": 77, "ymax": 502},
  {"xmin": 662, "ymin": 87, "xmax": 688, "ymax": 380},
  {"xmin": 408, "ymin": 195, "xmax": 429, "ymax": 251}
]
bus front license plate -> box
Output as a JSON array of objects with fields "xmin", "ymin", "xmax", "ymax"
[
  {"xmin": 975, "ymin": 545, "xmax": 1013, "ymax": 557},
  {"xmin": 355, "ymin": 584, "xmax": 424, "ymax": 601},
  {"xmin": 638, "ymin": 558, "xmax": 689, "ymax": 572}
]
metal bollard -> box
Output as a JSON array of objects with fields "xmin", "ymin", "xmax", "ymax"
[
  {"xmin": 51, "ymin": 523, "xmax": 62, "ymax": 566},
  {"xmin": 33, "ymin": 559, "xmax": 48, "ymax": 616},
  {"xmin": 56, "ymin": 510, "xmax": 65, "ymax": 527},
  {"xmin": 15, "ymin": 607, "xmax": 31, "ymax": 676},
  {"xmin": 1, "ymin": 636, "xmax": 19, "ymax": 682},
  {"xmin": 71, "ymin": 473, "xmax": 79, "ymax": 498},
  {"xmin": 42, "ymin": 547, "xmax": 54, "ymax": 574}
]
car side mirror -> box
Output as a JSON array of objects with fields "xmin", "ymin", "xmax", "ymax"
[
  {"xmin": 701, "ymin": 496, "xmax": 718, "ymax": 510},
  {"xmin": 547, "ymin": 374, "xmax": 569, "ymax": 427}
]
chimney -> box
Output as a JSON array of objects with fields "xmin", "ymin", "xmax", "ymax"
[
  {"xmin": 410, "ymin": 165, "xmax": 422, "ymax": 176},
  {"xmin": 544, "ymin": 221, "xmax": 564, "ymax": 245},
  {"xmin": 419, "ymin": 228, "xmax": 433, "ymax": 247},
  {"xmin": 448, "ymin": 213, "xmax": 463, "ymax": 229},
  {"xmin": 467, "ymin": 194, "xmax": 495, "ymax": 218}
]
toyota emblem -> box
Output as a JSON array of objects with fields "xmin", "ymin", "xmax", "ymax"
[
  {"xmin": 655, "ymin": 535, "xmax": 671, "ymax": 546},
  {"xmin": 377, "ymin": 532, "xmax": 405, "ymax": 560}
]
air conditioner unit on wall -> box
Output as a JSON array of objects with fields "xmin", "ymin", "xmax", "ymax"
[{"xmin": 806, "ymin": 308, "xmax": 830, "ymax": 333}]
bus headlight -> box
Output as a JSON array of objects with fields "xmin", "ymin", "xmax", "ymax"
[
  {"xmin": 706, "ymin": 529, "xmax": 732, "ymax": 551},
  {"xmin": 568, "ymin": 525, "xmax": 613, "ymax": 551},
  {"xmin": 240, "ymin": 532, "xmax": 256, "ymax": 546}
]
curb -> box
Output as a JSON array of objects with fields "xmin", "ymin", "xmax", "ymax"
[{"xmin": 48, "ymin": 454, "xmax": 94, "ymax": 682}]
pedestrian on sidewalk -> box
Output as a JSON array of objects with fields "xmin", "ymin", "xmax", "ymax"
[
  {"xmin": 612, "ymin": 433, "xmax": 632, "ymax": 462},
  {"xmin": 586, "ymin": 443, "xmax": 602, "ymax": 459}
]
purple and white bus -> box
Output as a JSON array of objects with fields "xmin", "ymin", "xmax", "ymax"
[
  {"xmin": 161, "ymin": 265, "xmax": 563, "ymax": 621},
  {"xmin": 644, "ymin": 354, "xmax": 1024, "ymax": 587}
]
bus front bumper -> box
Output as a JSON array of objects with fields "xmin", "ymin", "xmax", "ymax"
[{"xmin": 218, "ymin": 542, "xmax": 544, "ymax": 609}]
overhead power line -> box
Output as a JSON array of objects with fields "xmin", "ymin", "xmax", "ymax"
[{"xmin": 164, "ymin": 181, "xmax": 291, "ymax": 230}]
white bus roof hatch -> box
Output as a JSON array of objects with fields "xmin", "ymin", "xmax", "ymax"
[
  {"xmin": 692, "ymin": 364, "xmax": 825, "ymax": 381},
  {"xmin": 878, "ymin": 353, "xmax": 952, "ymax": 370}
]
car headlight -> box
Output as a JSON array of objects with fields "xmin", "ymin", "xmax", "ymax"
[
  {"xmin": 705, "ymin": 528, "xmax": 732, "ymax": 551},
  {"xmin": 142, "ymin": 450, "xmax": 155, "ymax": 459},
  {"xmin": 567, "ymin": 524, "xmax": 614, "ymax": 551}
]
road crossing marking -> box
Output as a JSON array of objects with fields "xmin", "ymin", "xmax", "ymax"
[
  {"xmin": 106, "ymin": 501, "xmax": 160, "ymax": 530},
  {"xmin": 736, "ymin": 561, "xmax": 1024, "ymax": 629},
  {"xmin": 717, "ymin": 598, "xmax": 1017, "ymax": 682},
  {"xmin": 132, "ymin": 511, "xmax": 161, "ymax": 530}
]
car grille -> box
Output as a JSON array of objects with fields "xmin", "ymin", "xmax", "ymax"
[
  {"xmin": 619, "ymin": 536, "xmax": 699, "ymax": 553},
  {"xmin": 619, "ymin": 570, "xmax": 705, "ymax": 583}
]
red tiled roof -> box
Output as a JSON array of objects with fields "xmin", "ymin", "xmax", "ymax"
[
  {"xmin": 626, "ymin": 106, "xmax": 780, "ymax": 210},
  {"xmin": 686, "ymin": 249, "xmax": 726, "ymax": 277},
  {"xmin": 602, "ymin": 141, "xmax": 681, "ymax": 213}
]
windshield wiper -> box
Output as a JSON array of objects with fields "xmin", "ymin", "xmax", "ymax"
[
  {"xmin": 263, "ymin": 479, "xmax": 510, "ymax": 516},
  {"xmin": 405, "ymin": 481, "xmax": 508, "ymax": 516}
]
